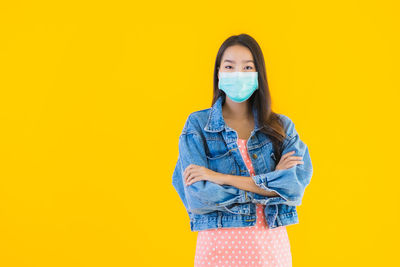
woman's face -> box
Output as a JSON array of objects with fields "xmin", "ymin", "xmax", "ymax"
[{"xmin": 218, "ymin": 45, "xmax": 256, "ymax": 79}]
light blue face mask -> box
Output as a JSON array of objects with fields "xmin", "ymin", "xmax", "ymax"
[{"xmin": 218, "ymin": 71, "xmax": 259, "ymax": 103}]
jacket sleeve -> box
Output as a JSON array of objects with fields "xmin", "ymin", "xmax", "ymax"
[
  {"xmin": 172, "ymin": 130, "xmax": 251, "ymax": 215},
  {"xmin": 250, "ymin": 116, "xmax": 313, "ymax": 206}
]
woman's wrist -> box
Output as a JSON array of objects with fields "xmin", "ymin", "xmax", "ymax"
[
  {"xmin": 217, "ymin": 173, "xmax": 279, "ymax": 197},
  {"xmin": 212, "ymin": 172, "xmax": 230, "ymax": 185},
  {"xmin": 220, "ymin": 174, "xmax": 236, "ymax": 186}
]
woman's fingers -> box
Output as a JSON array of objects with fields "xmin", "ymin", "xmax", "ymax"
[
  {"xmin": 185, "ymin": 170, "xmax": 197, "ymax": 183},
  {"xmin": 282, "ymin": 160, "xmax": 304, "ymax": 169},
  {"xmin": 277, "ymin": 155, "xmax": 304, "ymax": 170},
  {"xmin": 186, "ymin": 177, "xmax": 201, "ymax": 186},
  {"xmin": 186, "ymin": 172, "xmax": 202, "ymax": 185},
  {"xmin": 186, "ymin": 173, "xmax": 195, "ymax": 185},
  {"xmin": 183, "ymin": 164, "xmax": 194, "ymax": 177},
  {"xmin": 281, "ymin": 155, "xmax": 303, "ymax": 163},
  {"xmin": 184, "ymin": 164, "xmax": 197, "ymax": 182},
  {"xmin": 281, "ymin": 150, "xmax": 296, "ymax": 160},
  {"xmin": 288, "ymin": 156, "xmax": 303, "ymax": 160},
  {"xmin": 185, "ymin": 166, "xmax": 203, "ymax": 185}
]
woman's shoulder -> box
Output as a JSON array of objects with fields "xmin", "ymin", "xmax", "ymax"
[
  {"xmin": 275, "ymin": 113, "xmax": 297, "ymax": 138},
  {"xmin": 181, "ymin": 108, "xmax": 211, "ymax": 135}
]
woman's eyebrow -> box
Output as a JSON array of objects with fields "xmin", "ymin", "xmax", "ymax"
[{"xmin": 223, "ymin": 59, "xmax": 254, "ymax": 63}]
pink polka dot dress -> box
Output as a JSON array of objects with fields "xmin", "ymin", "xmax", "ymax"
[{"xmin": 194, "ymin": 138, "xmax": 292, "ymax": 267}]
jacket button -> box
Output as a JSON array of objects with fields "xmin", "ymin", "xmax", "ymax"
[{"xmin": 252, "ymin": 154, "xmax": 258, "ymax": 159}]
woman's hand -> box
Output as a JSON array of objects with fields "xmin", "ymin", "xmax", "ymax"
[
  {"xmin": 184, "ymin": 164, "xmax": 225, "ymax": 186},
  {"xmin": 275, "ymin": 150, "xmax": 304, "ymax": 170}
]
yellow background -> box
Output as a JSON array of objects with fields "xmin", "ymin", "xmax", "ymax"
[{"xmin": 1, "ymin": 1, "xmax": 399, "ymax": 266}]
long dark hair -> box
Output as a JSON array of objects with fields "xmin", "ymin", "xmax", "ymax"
[{"xmin": 211, "ymin": 33, "xmax": 286, "ymax": 161}]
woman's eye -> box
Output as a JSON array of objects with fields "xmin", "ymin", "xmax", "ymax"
[
  {"xmin": 225, "ymin": 66, "xmax": 232, "ymax": 69},
  {"xmin": 245, "ymin": 66, "xmax": 253, "ymax": 70}
]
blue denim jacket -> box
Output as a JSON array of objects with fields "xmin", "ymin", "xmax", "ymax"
[{"xmin": 172, "ymin": 95, "xmax": 313, "ymax": 231}]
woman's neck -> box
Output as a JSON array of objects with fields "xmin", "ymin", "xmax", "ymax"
[{"xmin": 222, "ymin": 98, "xmax": 252, "ymax": 121}]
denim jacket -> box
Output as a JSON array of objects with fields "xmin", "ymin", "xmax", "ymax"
[{"xmin": 172, "ymin": 95, "xmax": 313, "ymax": 232}]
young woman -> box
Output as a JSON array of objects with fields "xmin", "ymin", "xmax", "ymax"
[{"xmin": 173, "ymin": 33, "xmax": 313, "ymax": 267}]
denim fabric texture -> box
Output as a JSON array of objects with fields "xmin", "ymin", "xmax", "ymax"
[{"xmin": 172, "ymin": 94, "xmax": 313, "ymax": 231}]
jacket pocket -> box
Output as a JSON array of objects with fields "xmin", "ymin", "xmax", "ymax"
[
  {"xmin": 206, "ymin": 150, "xmax": 236, "ymax": 175},
  {"xmin": 207, "ymin": 149, "xmax": 231, "ymax": 159}
]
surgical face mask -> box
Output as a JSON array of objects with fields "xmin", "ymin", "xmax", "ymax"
[{"xmin": 218, "ymin": 71, "xmax": 259, "ymax": 103}]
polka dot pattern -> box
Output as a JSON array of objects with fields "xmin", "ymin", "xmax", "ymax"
[{"xmin": 194, "ymin": 138, "xmax": 292, "ymax": 267}]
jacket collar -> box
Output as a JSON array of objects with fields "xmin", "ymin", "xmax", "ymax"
[{"xmin": 204, "ymin": 94, "xmax": 263, "ymax": 133}]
